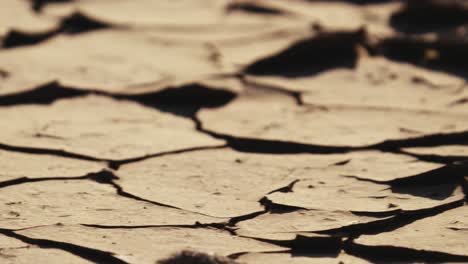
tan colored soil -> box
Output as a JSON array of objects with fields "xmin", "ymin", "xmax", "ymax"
[{"xmin": 1, "ymin": 0, "xmax": 467, "ymax": 263}]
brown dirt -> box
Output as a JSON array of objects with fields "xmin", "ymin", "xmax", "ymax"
[{"xmin": 0, "ymin": 0, "xmax": 467, "ymax": 263}]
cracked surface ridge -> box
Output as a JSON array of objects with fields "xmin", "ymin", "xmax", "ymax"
[{"xmin": 1, "ymin": 0, "xmax": 467, "ymax": 263}]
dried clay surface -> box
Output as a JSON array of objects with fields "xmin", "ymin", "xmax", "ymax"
[{"xmin": 0, "ymin": 0, "xmax": 467, "ymax": 263}]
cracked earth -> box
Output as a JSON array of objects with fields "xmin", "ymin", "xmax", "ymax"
[{"xmin": 1, "ymin": 0, "xmax": 468, "ymax": 263}]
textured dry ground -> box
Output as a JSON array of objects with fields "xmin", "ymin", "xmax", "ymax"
[{"xmin": 1, "ymin": 0, "xmax": 468, "ymax": 263}]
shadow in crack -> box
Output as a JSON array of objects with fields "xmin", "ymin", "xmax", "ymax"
[
  {"xmin": 259, "ymin": 197, "xmax": 306, "ymax": 214},
  {"xmin": 390, "ymin": 162, "xmax": 467, "ymax": 199},
  {"xmin": 346, "ymin": 162, "xmax": 468, "ymax": 200},
  {"xmin": 58, "ymin": 12, "xmax": 112, "ymax": 34},
  {"xmin": 376, "ymin": 36, "xmax": 468, "ymax": 79},
  {"xmin": 390, "ymin": 1, "xmax": 468, "ymax": 34},
  {"xmin": 226, "ymin": 2, "xmax": 285, "ymax": 15},
  {"xmin": 318, "ymin": 198, "xmax": 464, "ymax": 237},
  {"xmin": 345, "ymin": 239, "xmax": 468, "ymax": 263},
  {"xmin": 0, "ymin": 80, "xmax": 237, "ymax": 119},
  {"xmin": 157, "ymin": 250, "xmax": 239, "ymax": 264},
  {"xmin": 397, "ymin": 149, "xmax": 468, "ymax": 164},
  {"xmin": 247, "ymin": 235, "xmax": 343, "ymax": 257},
  {"xmin": 2, "ymin": 30, "xmax": 56, "ymax": 49},
  {"xmin": 222, "ymin": 136, "xmax": 358, "ymax": 154},
  {"xmin": 123, "ymin": 84, "xmax": 237, "ymax": 118},
  {"xmin": 372, "ymin": 131, "xmax": 468, "ymax": 150},
  {"xmin": 0, "ymin": 228, "xmax": 128, "ymax": 264},
  {"xmin": 244, "ymin": 30, "xmax": 365, "ymax": 77},
  {"xmin": 2, "ymin": 12, "xmax": 112, "ymax": 49},
  {"xmin": 289, "ymin": 235, "xmax": 342, "ymax": 258},
  {"xmin": 393, "ymin": 183, "xmax": 460, "ymax": 201},
  {"xmin": 308, "ymin": 0, "xmax": 394, "ymax": 4},
  {"xmin": 0, "ymin": 142, "xmax": 103, "ymax": 162},
  {"xmin": 30, "ymin": 0, "xmax": 73, "ymax": 12},
  {"xmin": 192, "ymin": 115, "xmax": 364, "ymax": 155},
  {"xmin": 0, "ymin": 81, "xmax": 88, "ymax": 106}
]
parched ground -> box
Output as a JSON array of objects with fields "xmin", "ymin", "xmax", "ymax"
[{"xmin": 1, "ymin": 0, "xmax": 468, "ymax": 263}]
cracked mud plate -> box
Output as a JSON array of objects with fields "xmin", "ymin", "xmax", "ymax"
[
  {"xmin": 199, "ymin": 96, "xmax": 468, "ymax": 147},
  {"xmin": 0, "ymin": 0, "xmax": 58, "ymax": 38},
  {"xmin": 16, "ymin": 224, "xmax": 283, "ymax": 264},
  {"xmin": 0, "ymin": 95, "xmax": 223, "ymax": 160},
  {"xmin": 355, "ymin": 206, "xmax": 468, "ymax": 257},
  {"xmin": 1, "ymin": 1, "xmax": 468, "ymax": 263},
  {"xmin": 0, "ymin": 179, "xmax": 222, "ymax": 229},
  {"xmin": 0, "ymin": 29, "xmax": 229, "ymax": 94}
]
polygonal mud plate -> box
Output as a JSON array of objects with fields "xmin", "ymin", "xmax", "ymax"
[
  {"xmin": 235, "ymin": 209, "xmax": 385, "ymax": 239},
  {"xmin": 18, "ymin": 225, "xmax": 284, "ymax": 264},
  {"xmin": 266, "ymin": 169, "xmax": 465, "ymax": 214},
  {"xmin": 0, "ymin": 149, "xmax": 103, "ymax": 182},
  {"xmin": 300, "ymin": 57, "xmax": 468, "ymax": 113},
  {"xmin": 0, "ymin": 95, "xmax": 223, "ymax": 160},
  {"xmin": 253, "ymin": 0, "xmax": 398, "ymax": 33},
  {"xmin": 42, "ymin": 0, "xmax": 299, "ymax": 31},
  {"xmin": 116, "ymin": 148, "xmax": 306, "ymax": 217},
  {"xmin": 0, "ymin": 179, "xmax": 221, "ymax": 229},
  {"xmin": 0, "ymin": 234, "xmax": 90, "ymax": 264},
  {"xmin": 246, "ymin": 54, "xmax": 463, "ymax": 89},
  {"xmin": 0, "ymin": 0, "xmax": 58, "ymax": 37},
  {"xmin": 355, "ymin": 206, "xmax": 468, "ymax": 256},
  {"xmin": 112, "ymin": 23, "xmax": 306, "ymax": 48},
  {"xmin": 295, "ymin": 150, "xmax": 443, "ymax": 182},
  {"xmin": 198, "ymin": 97, "xmax": 468, "ymax": 147},
  {"xmin": 237, "ymin": 251, "xmax": 369, "ymax": 264},
  {"xmin": 43, "ymin": 0, "xmax": 227, "ymax": 27},
  {"xmin": 247, "ymin": 56, "xmax": 467, "ymax": 113},
  {"xmin": 0, "ymin": 29, "xmax": 227, "ymax": 94},
  {"xmin": 117, "ymin": 149, "xmax": 444, "ymax": 217}
]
